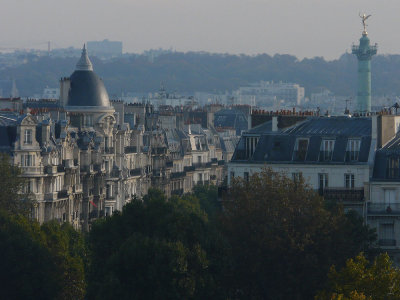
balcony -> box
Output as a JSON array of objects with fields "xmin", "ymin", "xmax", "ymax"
[
  {"xmin": 104, "ymin": 147, "xmax": 114, "ymax": 154},
  {"xmin": 378, "ymin": 239, "xmax": 396, "ymax": 247},
  {"xmin": 184, "ymin": 166, "xmax": 195, "ymax": 172},
  {"xmin": 218, "ymin": 160, "xmax": 225, "ymax": 166},
  {"xmin": 57, "ymin": 190, "xmax": 69, "ymax": 199},
  {"xmin": 323, "ymin": 188, "xmax": 364, "ymax": 202},
  {"xmin": 125, "ymin": 146, "xmax": 137, "ymax": 154},
  {"xmin": 21, "ymin": 166, "xmax": 43, "ymax": 175},
  {"xmin": 170, "ymin": 171, "xmax": 186, "ymax": 179},
  {"xmin": 367, "ymin": 203, "xmax": 400, "ymax": 215},
  {"xmin": 166, "ymin": 161, "xmax": 173, "ymax": 168},
  {"xmin": 129, "ymin": 168, "xmax": 142, "ymax": 177}
]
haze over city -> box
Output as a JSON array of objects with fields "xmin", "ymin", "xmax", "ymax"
[{"xmin": 1, "ymin": 0, "xmax": 399, "ymax": 59}]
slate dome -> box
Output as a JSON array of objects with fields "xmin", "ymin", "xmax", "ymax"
[{"xmin": 66, "ymin": 45, "xmax": 110, "ymax": 107}]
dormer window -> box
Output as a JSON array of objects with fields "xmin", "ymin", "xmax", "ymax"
[
  {"xmin": 320, "ymin": 139, "xmax": 335, "ymax": 161},
  {"xmin": 388, "ymin": 156, "xmax": 400, "ymax": 179},
  {"xmin": 24, "ymin": 129, "xmax": 32, "ymax": 144},
  {"xmin": 346, "ymin": 139, "xmax": 361, "ymax": 161},
  {"xmin": 293, "ymin": 138, "xmax": 308, "ymax": 161},
  {"xmin": 246, "ymin": 137, "xmax": 259, "ymax": 159}
]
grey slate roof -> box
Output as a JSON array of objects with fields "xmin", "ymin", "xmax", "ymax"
[
  {"xmin": 67, "ymin": 71, "xmax": 110, "ymax": 107},
  {"xmin": 373, "ymin": 134, "xmax": 400, "ymax": 181},
  {"xmin": 232, "ymin": 116, "xmax": 372, "ymax": 165},
  {"xmin": 214, "ymin": 109, "xmax": 248, "ymax": 135},
  {"xmin": 66, "ymin": 46, "xmax": 110, "ymax": 107}
]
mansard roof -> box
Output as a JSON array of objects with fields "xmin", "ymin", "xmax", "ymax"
[
  {"xmin": 232, "ymin": 116, "xmax": 372, "ymax": 164},
  {"xmin": 373, "ymin": 133, "xmax": 400, "ymax": 181}
]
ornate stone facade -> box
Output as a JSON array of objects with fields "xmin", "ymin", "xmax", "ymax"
[{"xmin": 0, "ymin": 47, "xmax": 227, "ymax": 231}]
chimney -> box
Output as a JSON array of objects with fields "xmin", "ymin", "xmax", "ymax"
[
  {"xmin": 41, "ymin": 120, "xmax": 51, "ymax": 145},
  {"xmin": 272, "ymin": 116, "xmax": 278, "ymax": 132}
]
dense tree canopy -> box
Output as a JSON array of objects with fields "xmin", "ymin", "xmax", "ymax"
[
  {"xmin": 221, "ymin": 168, "xmax": 376, "ymax": 299},
  {"xmin": 0, "ymin": 211, "xmax": 59, "ymax": 300},
  {"xmin": 87, "ymin": 188, "xmax": 228, "ymax": 300},
  {"xmin": 0, "ymin": 214, "xmax": 87, "ymax": 300}
]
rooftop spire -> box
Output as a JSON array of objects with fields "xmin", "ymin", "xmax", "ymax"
[{"xmin": 76, "ymin": 44, "xmax": 93, "ymax": 71}]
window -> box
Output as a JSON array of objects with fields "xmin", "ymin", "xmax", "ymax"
[
  {"xmin": 388, "ymin": 157, "xmax": 400, "ymax": 178},
  {"xmin": 230, "ymin": 171, "xmax": 235, "ymax": 182},
  {"xmin": 84, "ymin": 115, "xmax": 93, "ymax": 126},
  {"xmin": 320, "ymin": 140, "xmax": 335, "ymax": 161},
  {"xmin": 244, "ymin": 172, "xmax": 249, "ymax": 182},
  {"xmin": 293, "ymin": 139, "xmax": 308, "ymax": 161},
  {"xmin": 384, "ymin": 189, "xmax": 395, "ymax": 205},
  {"xmin": 21, "ymin": 154, "xmax": 34, "ymax": 167},
  {"xmin": 346, "ymin": 139, "xmax": 361, "ymax": 161},
  {"xmin": 24, "ymin": 129, "xmax": 32, "ymax": 144},
  {"xmin": 379, "ymin": 223, "xmax": 395, "ymax": 245},
  {"xmin": 197, "ymin": 156, "xmax": 202, "ymax": 163},
  {"xmin": 345, "ymin": 173, "xmax": 355, "ymax": 188},
  {"xmin": 246, "ymin": 137, "xmax": 258, "ymax": 158},
  {"xmin": 292, "ymin": 172, "xmax": 302, "ymax": 183},
  {"xmin": 318, "ymin": 173, "xmax": 328, "ymax": 190},
  {"xmin": 198, "ymin": 173, "xmax": 203, "ymax": 183}
]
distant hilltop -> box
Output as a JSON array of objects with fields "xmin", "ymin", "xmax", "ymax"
[{"xmin": 1, "ymin": 51, "xmax": 400, "ymax": 98}]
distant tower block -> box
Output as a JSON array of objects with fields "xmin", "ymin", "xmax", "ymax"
[{"xmin": 352, "ymin": 14, "xmax": 377, "ymax": 113}]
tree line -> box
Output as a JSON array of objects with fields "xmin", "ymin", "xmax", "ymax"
[
  {"xmin": 1, "ymin": 153, "xmax": 400, "ymax": 299},
  {"xmin": 3, "ymin": 51, "xmax": 400, "ymax": 98}
]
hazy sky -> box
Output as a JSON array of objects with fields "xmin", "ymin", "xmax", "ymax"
[{"xmin": 1, "ymin": 0, "xmax": 399, "ymax": 60}]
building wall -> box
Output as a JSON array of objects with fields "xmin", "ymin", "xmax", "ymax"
[{"xmin": 228, "ymin": 162, "xmax": 370, "ymax": 189}]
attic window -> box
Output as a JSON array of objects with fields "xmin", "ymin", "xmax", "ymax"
[
  {"xmin": 320, "ymin": 139, "xmax": 335, "ymax": 161},
  {"xmin": 293, "ymin": 138, "xmax": 308, "ymax": 161},
  {"xmin": 346, "ymin": 139, "xmax": 361, "ymax": 161},
  {"xmin": 388, "ymin": 157, "xmax": 400, "ymax": 179},
  {"xmin": 24, "ymin": 129, "xmax": 32, "ymax": 144}
]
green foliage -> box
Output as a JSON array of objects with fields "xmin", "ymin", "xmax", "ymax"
[
  {"xmin": 0, "ymin": 209, "xmax": 86, "ymax": 299},
  {"xmin": 192, "ymin": 185, "xmax": 221, "ymax": 220},
  {"xmin": 316, "ymin": 253, "xmax": 400, "ymax": 300},
  {"xmin": 0, "ymin": 153, "xmax": 31, "ymax": 216},
  {"xmin": 87, "ymin": 188, "xmax": 229, "ymax": 299},
  {"xmin": 221, "ymin": 168, "xmax": 376, "ymax": 299},
  {"xmin": 40, "ymin": 221, "xmax": 87, "ymax": 300},
  {"xmin": 0, "ymin": 210, "xmax": 59, "ymax": 300}
]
